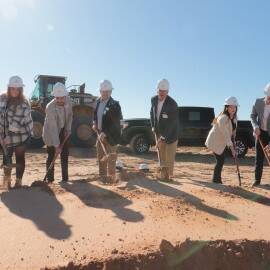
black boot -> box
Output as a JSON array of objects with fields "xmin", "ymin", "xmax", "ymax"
[
  {"xmin": 252, "ymin": 180, "xmax": 260, "ymax": 187},
  {"xmin": 213, "ymin": 179, "xmax": 223, "ymax": 184}
]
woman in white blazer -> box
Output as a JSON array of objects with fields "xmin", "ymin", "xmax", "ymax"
[{"xmin": 205, "ymin": 96, "xmax": 239, "ymax": 184}]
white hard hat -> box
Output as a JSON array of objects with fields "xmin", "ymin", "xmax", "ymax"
[
  {"xmin": 264, "ymin": 83, "xmax": 270, "ymax": 96},
  {"xmin": 99, "ymin": 80, "xmax": 113, "ymax": 92},
  {"xmin": 157, "ymin": 79, "xmax": 170, "ymax": 91},
  {"xmin": 52, "ymin": 82, "xmax": 68, "ymax": 97},
  {"xmin": 8, "ymin": 76, "xmax": 24, "ymax": 88},
  {"xmin": 139, "ymin": 163, "xmax": 149, "ymax": 171},
  {"xmin": 224, "ymin": 96, "xmax": 239, "ymax": 107}
]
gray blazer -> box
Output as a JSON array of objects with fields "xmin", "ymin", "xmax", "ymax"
[
  {"xmin": 250, "ymin": 98, "xmax": 270, "ymax": 133},
  {"xmin": 42, "ymin": 97, "xmax": 73, "ymax": 147}
]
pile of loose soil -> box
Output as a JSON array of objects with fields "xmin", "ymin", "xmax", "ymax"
[{"xmin": 44, "ymin": 239, "xmax": 270, "ymax": 270}]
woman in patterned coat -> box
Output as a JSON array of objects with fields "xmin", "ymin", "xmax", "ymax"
[{"xmin": 0, "ymin": 76, "xmax": 33, "ymax": 189}]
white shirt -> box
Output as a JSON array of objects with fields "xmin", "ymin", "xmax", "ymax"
[
  {"xmin": 55, "ymin": 105, "xmax": 65, "ymax": 129},
  {"xmin": 97, "ymin": 98, "xmax": 109, "ymax": 130},
  {"xmin": 157, "ymin": 99, "xmax": 165, "ymax": 122},
  {"xmin": 261, "ymin": 104, "xmax": 270, "ymax": 131}
]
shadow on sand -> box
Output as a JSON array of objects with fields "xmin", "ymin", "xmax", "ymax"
[
  {"xmin": 0, "ymin": 185, "xmax": 71, "ymax": 240},
  {"xmin": 118, "ymin": 146, "xmax": 255, "ymax": 167},
  {"xmin": 60, "ymin": 180, "xmax": 144, "ymax": 223},
  {"xmin": 124, "ymin": 176, "xmax": 238, "ymax": 221},
  {"xmin": 190, "ymin": 179, "xmax": 270, "ymax": 206}
]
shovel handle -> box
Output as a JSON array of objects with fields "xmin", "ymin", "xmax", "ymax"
[
  {"xmin": 153, "ymin": 131, "xmax": 161, "ymax": 166},
  {"xmin": 96, "ymin": 131, "xmax": 109, "ymax": 157},
  {"xmin": 43, "ymin": 134, "xmax": 70, "ymax": 182},
  {"xmin": 0, "ymin": 138, "xmax": 12, "ymax": 168},
  {"xmin": 258, "ymin": 137, "xmax": 270, "ymax": 166},
  {"xmin": 232, "ymin": 139, "xmax": 242, "ymax": 186}
]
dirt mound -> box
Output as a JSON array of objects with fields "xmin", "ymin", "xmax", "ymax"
[{"xmin": 43, "ymin": 239, "xmax": 270, "ymax": 270}]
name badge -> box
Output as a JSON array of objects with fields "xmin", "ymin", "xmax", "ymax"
[
  {"xmin": 162, "ymin": 113, "xmax": 168, "ymax": 119},
  {"xmin": 103, "ymin": 107, "xmax": 109, "ymax": 115}
]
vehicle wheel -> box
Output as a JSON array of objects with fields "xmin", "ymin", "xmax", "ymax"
[
  {"xmin": 71, "ymin": 116, "xmax": 96, "ymax": 147},
  {"xmin": 235, "ymin": 139, "xmax": 248, "ymax": 158},
  {"xmin": 130, "ymin": 134, "xmax": 150, "ymax": 154},
  {"xmin": 29, "ymin": 110, "xmax": 45, "ymax": 148}
]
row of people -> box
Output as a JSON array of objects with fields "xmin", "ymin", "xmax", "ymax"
[
  {"xmin": 0, "ymin": 76, "xmax": 179, "ymax": 188},
  {"xmin": 0, "ymin": 75, "xmax": 268, "ymax": 189},
  {"xmin": 45, "ymin": 78, "xmax": 179, "ymax": 184},
  {"xmin": 206, "ymin": 84, "xmax": 270, "ymax": 187}
]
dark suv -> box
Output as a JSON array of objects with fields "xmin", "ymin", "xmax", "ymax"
[{"xmin": 120, "ymin": 106, "xmax": 255, "ymax": 158}]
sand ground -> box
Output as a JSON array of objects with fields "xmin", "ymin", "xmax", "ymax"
[{"xmin": 0, "ymin": 146, "xmax": 270, "ymax": 269}]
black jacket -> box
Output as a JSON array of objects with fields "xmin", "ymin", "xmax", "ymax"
[
  {"xmin": 150, "ymin": 95, "xmax": 179, "ymax": 144},
  {"xmin": 94, "ymin": 97, "xmax": 123, "ymax": 146}
]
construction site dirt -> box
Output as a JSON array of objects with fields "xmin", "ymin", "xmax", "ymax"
[{"xmin": 0, "ymin": 146, "xmax": 270, "ymax": 270}]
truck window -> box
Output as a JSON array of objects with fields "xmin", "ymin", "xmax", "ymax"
[
  {"xmin": 31, "ymin": 79, "xmax": 41, "ymax": 100},
  {"xmin": 47, "ymin": 83, "xmax": 54, "ymax": 96},
  {"xmin": 188, "ymin": 112, "xmax": 201, "ymax": 121}
]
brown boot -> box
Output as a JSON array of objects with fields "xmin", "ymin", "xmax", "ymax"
[
  {"xmin": 2, "ymin": 175, "xmax": 11, "ymax": 190},
  {"xmin": 3, "ymin": 167, "xmax": 12, "ymax": 190},
  {"xmin": 99, "ymin": 175, "xmax": 109, "ymax": 184},
  {"xmin": 159, "ymin": 167, "xmax": 171, "ymax": 182},
  {"xmin": 108, "ymin": 174, "xmax": 118, "ymax": 185}
]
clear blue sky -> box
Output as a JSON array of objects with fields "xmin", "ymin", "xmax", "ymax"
[{"xmin": 0, "ymin": 0, "xmax": 270, "ymax": 120}]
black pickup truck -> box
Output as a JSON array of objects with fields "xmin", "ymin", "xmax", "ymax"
[{"xmin": 120, "ymin": 106, "xmax": 255, "ymax": 158}]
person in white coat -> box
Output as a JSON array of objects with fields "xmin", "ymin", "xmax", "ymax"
[
  {"xmin": 42, "ymin": 83, "xmax": 73, "ymax": 183},
  {"xmin": 205, "ymin": 97, "xmax": 239, "ymax": 184}
]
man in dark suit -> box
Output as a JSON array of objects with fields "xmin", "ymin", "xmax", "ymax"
[
  {"xmin": 150, "ymin": 79, "xmax": 179, "ymax": 181},
  {"xmin": 250, "ymin": 83, "xmax": 270, "ymax": 186},
  {"xmin": 93, "ymin": 80, "xmax": 122, "ymax": 184}
]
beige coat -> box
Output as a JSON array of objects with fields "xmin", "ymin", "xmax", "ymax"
[
  {"xmin": 42, "ymin": 97, "xmax": 73, "ymax": 147},
  {"xmin": 205, "ymin": 114, "xmax": 237, "ymax": 155}
]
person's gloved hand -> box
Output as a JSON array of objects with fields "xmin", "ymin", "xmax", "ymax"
[
  {"xmin": 55, "ymin": 145, "xmax": 62, "ymax": 155},
  {"xmin": 230, "ymin": 145, "xmax": 236, "ymax": 158},
  {"xmin": 64, "ymin": 130, "xmax": 71, "ymax": 138},
  {"xmin": 254, "ymin": 128, "xmax": 261, "ymax": 138},
  {"xmin": 99, "ymin": 132, "xmax": 106, "ymax": 142},
  {"xmin": 157, "ymin": 137, "xmax": 165, "ymax": 149}
]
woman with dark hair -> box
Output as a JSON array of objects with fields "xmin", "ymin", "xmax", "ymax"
[
  {"xmin": 0, "ymin": 76, "xmax": 33, "ymax": 189},
  {"xmin": 205, "ymin": 96, "xmax": 239, "ymax": 184}
]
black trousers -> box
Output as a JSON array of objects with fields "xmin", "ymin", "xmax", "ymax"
[
  {"xmin": 3, "ymin": 144, "xmax": 26, "ymax": 179},
  {"xmin": 46, "ymin": 129, "xmax": 69, "ymax": 182},
  {"xmin": 212, "ymin": 150, "xmax": 226, "ymax": 182},
  {"xmin": 255, "ymin": 129, "xmax": 270, "ymax": 182}
]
